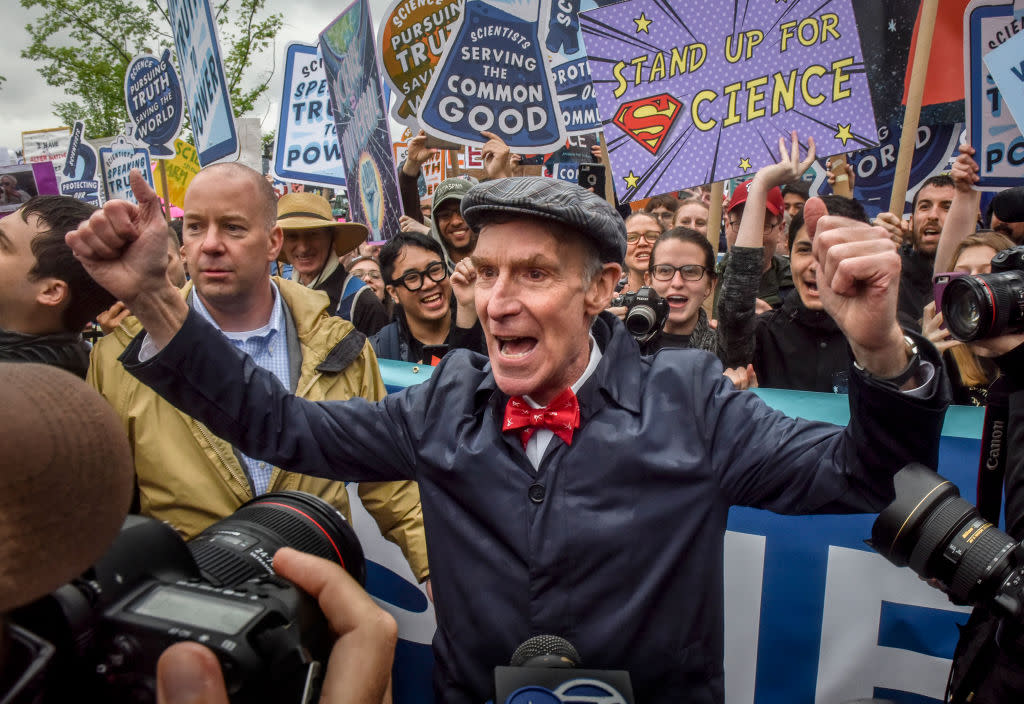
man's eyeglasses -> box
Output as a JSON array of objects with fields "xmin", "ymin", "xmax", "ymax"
[
  {"xmin": 626, "ymin": 231, "xmax": 661, "ymax": 245},
  {"xmin": 391, "ymin": 261, "xmax": 447, "ymax": 291},
  {"xmin": 650, "ymin": 263, "xmax": 707, "ymax": 282}
]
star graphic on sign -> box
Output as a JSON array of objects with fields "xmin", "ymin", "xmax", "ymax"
[
  {"xmin": 623, "ymin": 171, "xmax": 639, "ymax": 189},
  {"xmin": 888, "ymin": 19, "xmax": 896, "ymax": 32},
  {"xmin": 634, "ymin": 13, "xmax": 652, "ymax": 33},
  {"xmin": 835, "ymin": 123, "xmax": 853, "ymax": 146},
  {"xmin": 738, "ymin": 158, "xmax": 752, "ymax": 172}
]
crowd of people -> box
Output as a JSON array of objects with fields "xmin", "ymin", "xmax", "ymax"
[{"xmin": 0, "ymin": 121, "xmax": 1022, "ymax": 703}]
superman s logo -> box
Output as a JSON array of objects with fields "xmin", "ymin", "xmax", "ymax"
[{"xmin": 613, "ymin": 94, "xmax": 682, "ymax": 155}]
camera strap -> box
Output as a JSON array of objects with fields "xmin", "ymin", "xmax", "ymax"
[{"xmin": 976, "ymin": 376, "xmax": 1011, "ymax": 526}]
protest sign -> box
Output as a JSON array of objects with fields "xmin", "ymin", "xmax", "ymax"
[
  {"xmin": 21, "ymin": 127, "xmax": 71, "ymax": 180},
  {"xmin": 124, "ymin": 49, "xmax": 184, "ymax": 158},
  {"xmin": 152, "ymin": 138, "xmax": 200, "ymax": 209},
  {"xmin": 983, "ymin": 24, "xmax": 1024, "ymax": 136},
  {"xmin": 580, "ymin": 0, "xmax": 879, "ymax": 199},
  {"xmin": 166, "ymin": 0, "xmax": 238, "ymax": 165},
  {"xmin": 965, "ymin": 0, "xmax": 1024, "ymax": 189},
  {"xmin": 378, "ymin": 0, "xmax": 462, "ymax": 128},
  {"xmin": 60, "ymin": 120, "xmax": 102, "ymax": 206},
  {"xmin": 0, "ymin": 163, "xmax": 57, "ymax": 215},
  {"xmin": 551, "ymin": 162, "xmax": 579, "ymax": 183},
  {"xmin": 826, "ymin": 121, "xmax": 961, "ymax": 219},
  {"xmin": 320, "ymin": 0, "xmax": 402, "ymax": 240},
  {"xmin": 100, "ymin": 136, "xmax": 155, "ymax": 203},
  {"xmin": 274, "ymin": 43, "xmax": 346, "ymax": 188},
  {"xmin": 419, "ymin": 0, "xmax": 565, "ymax": 153}
]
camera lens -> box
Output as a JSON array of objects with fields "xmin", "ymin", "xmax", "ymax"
[
  {"xmin": 188, "ymin": 491, "xmax": 365, "ymax": 588},
  {"xmin": 943, "ymin": 271, "xmax": 1024, "ymax": 341},
  {"xmin": 871, "ymin": 465, "xmax": 1021, "ymax": 613},
  {"xmin": 625, "ymin": 305, "xmax": 658, "ymax": 336}
]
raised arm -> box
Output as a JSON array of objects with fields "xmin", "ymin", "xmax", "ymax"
[
  {"xmin": 66, "ymin": 170, "xmax": 187, "ymax": 350},
  {"xmin": 934, "ymin": 143, "xmax": 982, "ymax": 275}
]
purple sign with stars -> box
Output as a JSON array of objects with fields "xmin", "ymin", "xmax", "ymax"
[{"xmin": 579, "ymin": 0, "xmax": 879, "ymax": 199}]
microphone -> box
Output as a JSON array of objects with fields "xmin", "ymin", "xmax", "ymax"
[
  {"xmin": 494, "ymin": 635, "xmax": 634, "ymax": 704},
  {"xmin": 509, "ymin": 634, "xmax": 580, "ymax": 668}
]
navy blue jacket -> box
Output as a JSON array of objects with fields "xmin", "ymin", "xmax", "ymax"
[{"xmin": 123, "ymin": 311, "xmax": 949, "ymax": 703}]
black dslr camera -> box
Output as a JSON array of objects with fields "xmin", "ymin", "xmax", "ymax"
[
  {"xmin": 10, "ymin": 491, "xmax": 365, "ymax": 704},
  {"xmin": 870, "ymin": 464, "xmax": 1024, "ymax": 622},
  {"xmin": 610, "ymin": 286, "xmax": 669, "ymax": 342},
  {"xmin": 941, "ymin": 245, "xmax": 1024, "ymax": 342}
]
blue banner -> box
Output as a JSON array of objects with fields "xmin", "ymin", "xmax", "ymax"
[
  {"xmin": 166, "ymin": 0, "xmax": 238, "ymax": 165},
  {"xmin": 372, "ymin": 360, "xmax": 984, "ymax": 704},
  {"xmin": 832, "ymin": 120, "xmax": 961, "ymax": 219},
  {"xmin": 274, "ymin": 43, "xmax": 346, "ymax": 189},
  {"xmin": 320, "ymin": 0, "xmax": 402, "ymax": 240},
  {"xmin": 124, "ymin": 49, "xmax": 184, "ymax": 158}
]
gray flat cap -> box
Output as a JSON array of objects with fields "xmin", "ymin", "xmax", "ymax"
[{"xmin": 461, "ymin": 177, "xmax": 626, "ymax": 264}]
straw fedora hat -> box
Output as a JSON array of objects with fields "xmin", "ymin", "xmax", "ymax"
[{"xmin": 276, "ymin": 192, "xmax": 369, "ymax": 262}]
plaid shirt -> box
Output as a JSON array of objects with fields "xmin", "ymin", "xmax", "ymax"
[{"xmin": 192, "ymin": 282, "xmax": 289, "ymax": 495}]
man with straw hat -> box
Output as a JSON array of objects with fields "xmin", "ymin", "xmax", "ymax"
[{"xmin": 276, "ymin": 191, "xmax": 390, "ymax": 335}]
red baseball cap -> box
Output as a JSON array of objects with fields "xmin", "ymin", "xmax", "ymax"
[{"xmin": 727, "ymin": 180, "xmax": 784, "ymax": 217}]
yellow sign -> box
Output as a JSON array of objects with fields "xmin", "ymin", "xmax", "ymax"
[{"xmin": 152, "ymin": 139, "xmax": 200, "ymax": 209}]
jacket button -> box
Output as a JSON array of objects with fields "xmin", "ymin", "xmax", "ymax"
[{"xmin": 528, "ymin": 483, "xmax": 546, "ymax": 503}]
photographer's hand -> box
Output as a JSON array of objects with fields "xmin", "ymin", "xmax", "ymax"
[{"xmin": 156, "ymin": 548, "xmax": 397, "ymax": 704}]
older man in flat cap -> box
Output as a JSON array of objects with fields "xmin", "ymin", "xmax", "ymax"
[{"xmin": 68, "ymin": 170, "xmax": 948, "ymax": 704}]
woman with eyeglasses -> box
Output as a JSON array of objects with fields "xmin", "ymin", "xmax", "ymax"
[
  {"xmin": 619, "ymin": 212, "xmax": 663, "ymax": 294},
  {"xmin": 347, "ymin": 255, "xmax": 393, "ymax": 320},
  {"xmin": 640, "ymin": 228, "xmax": 718, "ymax": 354},
  {"xmin": 371, "ymin": 232, "xmax": 485, "ymax": 364}
]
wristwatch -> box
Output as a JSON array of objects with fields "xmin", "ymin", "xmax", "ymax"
[{"xmin": 853, "ymin": 334, "xmax": 920, "ymax": 387}]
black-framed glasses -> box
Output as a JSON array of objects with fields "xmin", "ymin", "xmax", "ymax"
[
  {"xmin": 391, "ymin": 260, "xmax": 447, "ymax": 291},
  {"xmin": 650, "ymin": 263, "xmax": 707, "ymax": 282},
  {"xmin": 626, "ymin": 230, "xmax": 660, "ymax": 245}
]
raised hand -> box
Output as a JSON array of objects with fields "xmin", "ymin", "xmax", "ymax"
[
  {"xmin": 402, "ymin": 130, "xmax": 438, "ymax": 177},
  {"xmin": 804, "ymin": 197, "xmax": 908, "ymax": 379},
  {"xmin": 951, "ymin": 144, "xmax": 980, "ymax": 193},
  {"xmin": 450, "ymin": 256, "xmax": 478, "ymax": 328},
  {"xmin": 481, "ymin": 130, "xmax": 515, "ymax": 180},
  {"xmin": 753, "ymin": 131, "xmax": 817, "ymax": 190},
  {"xmin": 65, "ymin": 169, "xmax": 173, "ymax": 307}
]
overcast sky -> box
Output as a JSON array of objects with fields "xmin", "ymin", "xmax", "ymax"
[{"xmin": 0, "ymin": 0, "xmax": 394, "ymax": 156}]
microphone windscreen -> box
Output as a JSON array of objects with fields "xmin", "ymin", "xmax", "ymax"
[
  {"xmin": 509, "ymin": 634, "xmax": 581, "ymax": 667},
  {"xmin": 0, "ymin": 363, "xmax": 134, "ymax": 612}
]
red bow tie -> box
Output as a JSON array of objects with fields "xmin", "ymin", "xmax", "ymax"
[{"xmin": 502, "ymin": 388, "xmax": 580, "ymax": 449}]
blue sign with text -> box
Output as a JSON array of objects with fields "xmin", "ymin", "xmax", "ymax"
[
  {"xmin": 166, "ymin": 0, "xmax": 238, "ymax": 165},
  {"xmin": 124, "ymin": 49, "xmax": 184, "ymax": 157},
  {"xmin": 274, "ymin": 43, "xmax": 346, "ymax": 188}
]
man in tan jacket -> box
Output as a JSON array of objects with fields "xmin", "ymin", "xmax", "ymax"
[{"xmin": 87, "ymin": 163, "xmax": 429, "ymax": 584}]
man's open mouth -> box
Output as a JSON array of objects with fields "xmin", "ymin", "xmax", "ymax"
[{"xmin": 497, "ymin": 336, "xmax": 537, "ymax": 358}]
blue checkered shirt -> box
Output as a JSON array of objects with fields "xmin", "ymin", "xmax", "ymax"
[{"xmin": 192, "ymin": 282, "xmax": 289, "ymax": 495}]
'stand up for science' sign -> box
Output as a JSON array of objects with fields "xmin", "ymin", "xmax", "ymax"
[{"xmin": 580, "ymin": 0, "xmax": 878, "ymax": 198}]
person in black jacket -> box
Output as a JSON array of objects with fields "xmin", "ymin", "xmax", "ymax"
[
  {"xmin": 371, "ymin": 231, "xmax": 484, "ymax": 363},
  {"xmin": 0, "ymin": 196, "xmax": 115, "ymax": 377},
  {"xmin": 276, "ymin": 192, "xmax": 390, "ymax": 336}
]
